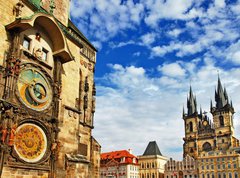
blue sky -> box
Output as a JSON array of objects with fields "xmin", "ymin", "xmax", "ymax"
[{"xmin": 70, "ymin": 0, "xmax": 240, "ymax": 159}]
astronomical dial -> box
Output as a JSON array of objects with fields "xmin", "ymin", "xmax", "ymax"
[
  {"xmin": 17, "ymin": 67, "xmax": 52, "ymax": 111},
  {"xmin": 14, "ymin": 123, "xmax": 47, "ymax": 163}
]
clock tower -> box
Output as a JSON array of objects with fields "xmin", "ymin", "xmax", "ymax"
[{"xmin": 0, "ymin": 0, "xmax": 100, "ymax": 177}]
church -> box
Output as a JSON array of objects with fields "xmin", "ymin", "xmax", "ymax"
[
  {"xmin": 0, "ymin": 0, "xmax": 100, "ymax": 177},
  {"xmin": 183, "ymin": 77, "xmax": 240, "ymax": 176}
]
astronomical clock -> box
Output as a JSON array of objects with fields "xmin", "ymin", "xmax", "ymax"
[
  {"xmin": 0, "ymin": 1, "xmax": 67, "ymax": 175},
  {"xmin": 0, "ymin": 0, "xmax": 100, "ymax": 177}
]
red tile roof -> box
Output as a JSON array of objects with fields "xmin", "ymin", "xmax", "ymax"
[{"xmin": 101, "ymin": 150, "xmax": 138, "ymax": 165}]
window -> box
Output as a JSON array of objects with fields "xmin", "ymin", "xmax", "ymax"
[
  {"xmin": 219, "ymin": 115, "xmax": 224, "ymax": 126},
  {"xmin": 189, "ymin": 122, "xmax": 193, "ymax": 132},
  {"xmin": 222, "ymin": 139, "xmax": 225, "ymax": 143},
  {"xmin": 202, "ymin": 142, "xmax": 212, "ymax": 152},
  {"xmin": 23, "ymin": 37, "xmax": 31, "ymax": 50},
  {"xmin": 228, "ymin": 164, "xmax": 231, "ymax": 169},
  {"xmin": 218, "ymin": 173, "xmax": 221, "ymax": 178},
  {"xmin": 235, "ymin": 173, "xmax": 238, "ymax": 178},
  {"xmin": 42, "ymin": 48, "xmax": 48, "ymax": 61},
  {"xmin": 222, "ymin": 164, "xmax": 225, "ymax": 169},
  {"xmin": 223, "ymin": 173, "xmax": 226, "ymax": 178},
  {"xmin": 229, "ymin": 173, "xmax": 232, "ymax": 178},
  {"xmin": 212, "ymin": 173, "xmax": 214, "ymax": 178}
]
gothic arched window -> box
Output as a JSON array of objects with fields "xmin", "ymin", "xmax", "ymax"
[
  {"xmin": 219, "ymin": 116, "xmax": 224, "ymax": 127},
  {"xmin": 189, "ymin": 121, "xmax": 193, "ymax": 132},
  {"xmin": 202, "ymin": 142, "xmax": 212, "ymax": 152}
]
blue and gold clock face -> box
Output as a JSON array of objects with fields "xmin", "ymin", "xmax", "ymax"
[{"xmin": 17, "ymin": 67, "xmax": 52, "ymax": 111}]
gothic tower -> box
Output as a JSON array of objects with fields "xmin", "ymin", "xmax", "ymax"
[
  {"xmin": 211, "ymin": 76, "xmax": 236, "ymax": 150},
  {"xmin": 183, "ymin": 77, "xmax": 239, "ymax": 160},
  {"xmin": 183, "ymin": 86, "xmax": 200, "ymax": 158}
]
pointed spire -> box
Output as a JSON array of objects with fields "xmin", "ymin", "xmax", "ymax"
[
  {"xmin": 210, "ymin": 99, "xmax": 213, "ymax": 110},
  {"xmin": 187, "ymin": 86, "xmax": 197, "ymax": 116},
  {"xmin": 215, "ymin": 75, "xmax": 228, "ymax": 109},
  {"xmin": 183, "ymin": 106, "xmax": 185, "ymax": 118}
]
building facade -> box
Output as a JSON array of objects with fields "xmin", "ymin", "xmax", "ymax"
[
  {"xmin": 164, "ymin": 155, "xmax": 198, "ymax": 178},
  {"xmin": 182, "ymin": 77, "xmax": 240, "ymax": 177},
  {"xmin": 0, "ymin": 0, "xmax": 100, "ymax": 177},
  {"xmin": 100, "ymin": 150, "xmax": 139, "ymax": 178},
  {"xmin": 198, "ymin": 150, "xmax": 240, "ymax": 177},
  {"xmin": 138, "ymin": 141, "xmax": 168, "ymax": 178}
]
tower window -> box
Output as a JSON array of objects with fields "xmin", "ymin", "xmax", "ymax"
[
  {"xmin": 202, "ymin": 142, "xmax": 212, "ymax": 152},
  {"xmin": 219, "ymin": 116, "xmax": 224, "ymax": 127},
  {"xmin": 42, "ymin": 48, "xmax": 48, "ymax": 61},
  {"xmin": 23, "ymin": 36, "xmax": 31, "ymax": 50},
  {"xmin": 189, "ymin": 121, "xmax": 193, "ymax": 132}
]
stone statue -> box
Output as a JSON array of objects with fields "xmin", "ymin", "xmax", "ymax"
[
  {"xmin": 13, "ymin": 0, "xmax": 24, "ymax": 19},
  {"xmin": 33, "ymin": 33, "xmax": 43, "ymax": 59}
]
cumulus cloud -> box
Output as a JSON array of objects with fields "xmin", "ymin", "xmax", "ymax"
[
  {"xmin": 168, "ymin": 29, "xmax": 183, "ymax": 38},
  {"xmin": 140, "ymin": 33, "xmax": 157, "ymax": 46},
  {"xmin": 93, "ymin": 62, "xmax": 240, "ymax": 159},
  {"xmin": 71, "ymin": 0, "xmax": 144, "ymax": 43},
  {"xmin": 158, "ymin": 62, "xmax": 186, "ymax": 78}
]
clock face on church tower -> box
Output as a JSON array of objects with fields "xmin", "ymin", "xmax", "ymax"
[{"xmin": 17, "ymin": 67, "xmax": 52, "ymax": 111}]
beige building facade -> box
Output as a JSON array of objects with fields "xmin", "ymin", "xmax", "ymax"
[
  {"xmin": 0, "ymin": 0, "xmax": 100, "ymax": 177},
  {"xmin": 138, "ymin": 141, "xmax": 168, "ymax": 178},
  {"xmin": 164, "ymin": 155, "xmax": 198, "ymax": 178},
  {"xmin": 198, "ymin": 150, "xmax": 240, "ymax": 178}
]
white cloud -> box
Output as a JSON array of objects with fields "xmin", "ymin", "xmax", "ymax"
[
  {"xmin": 225, "ymin": 40, "xmax": 240, "ymax": 65},
  {"xmin": 142, "ymin": 0, "xmax": 197, "ymax": 27},
  {"xmin": 214, "ymin": 0, "xmax": 226, "ymax": 8},
  {"xmin": 168, "ymin": 29, "xmax": 183, "ymax": 38},
  {"xmin": 158, "ymin": 62, "xmax": 186, "ymax": 78},
  {"xmin": 71, "ymin": 0, "xmax": 144, "ymax": 43},
  {"xmin": 93, "ymin": 62, "xmax": 240, "ymax": 159},
  {"xmin": 109, "ymin": 40, "xmax": 135, "ymax": 49},
  {"xmin": 140, "ymin": 33, "xmax": 157, "ymax": 46}
]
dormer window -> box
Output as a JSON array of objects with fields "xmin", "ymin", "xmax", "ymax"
[
  {"xmin": 23, "ymin": 36, "xmax": 31, "ymax": 50},
  {"xmin": 42, "ymin": 48, "xmax": 48, "ymax": 61},
  {"xmin": 121, "ymin": 157, "xmax": 125, "ymax": 163}
]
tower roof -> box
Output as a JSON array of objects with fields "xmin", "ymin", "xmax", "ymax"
[
  {"xmin": 215, "ymin": 76, "xmax": 228, "ymax": 109},
  {"xmin": 143, "ymin": 141, "xmax": 162, "ymax": 156},
  {"xmin": 187, "ymin": 86, "xmax": 197, "ymax": 116}
]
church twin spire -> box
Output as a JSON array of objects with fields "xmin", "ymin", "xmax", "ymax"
[{"xmin": 184, "ymin": 76, "xmax": 233, "ymax": 117}]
